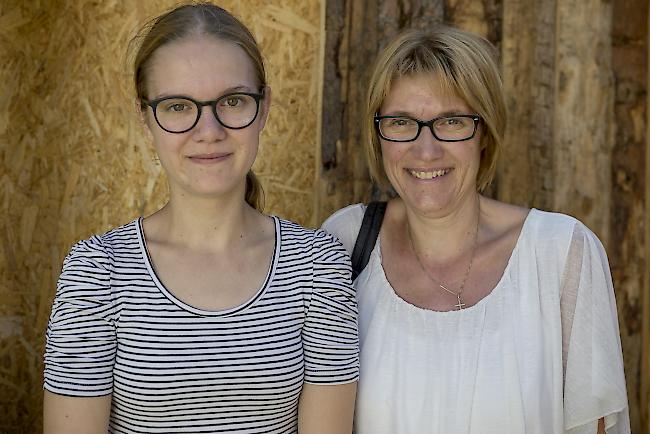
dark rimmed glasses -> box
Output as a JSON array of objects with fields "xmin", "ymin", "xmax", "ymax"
[
  {"xmin": 143, "ymin": 91, "xmax": 264, "ymax": 134},
  {"xmin": 374, "ymin": 114, "xmax": 481, "ymax": 142}
]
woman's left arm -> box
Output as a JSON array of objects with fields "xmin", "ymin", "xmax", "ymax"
[
  {"xmin": 298, "ymin": 382, "xmax": 357, "ymax": 434},
  {"xmin": 301, "ymin": 230, "xmax": 360, "ymax": 433}
]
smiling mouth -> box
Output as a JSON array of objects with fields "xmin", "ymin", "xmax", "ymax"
[
  {"xmin": 407, "ymin": 168, "xmax": 451, "ymax": 180},
  {"xmin": 187, "ymin": 153, "xmax": 232, "ymax": 162}
]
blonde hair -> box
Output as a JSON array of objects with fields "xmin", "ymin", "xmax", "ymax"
[
  {"xmin": 365, "ymin": 27, "xmax": 506, "ymax": 192},
  {"xmin": 129, "ymin": 3, "xmax": 265, "ymax": 210}
]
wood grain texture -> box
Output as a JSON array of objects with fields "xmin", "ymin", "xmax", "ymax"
[
  {"xmin": 641, "ymin": 1, "xmax": 650, "ymax": 430},
  {"xmin": 610, "ymin": 1, "xmax": 647, "ymax": 431},
  {"xmin": 499, "ymin": 0, "xmax": 556, "ymax": 208},
  {"xmin": 553, "ymin": 0, "xmax": 614, "ymax": 237}
]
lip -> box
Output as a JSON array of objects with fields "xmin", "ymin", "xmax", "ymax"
[{"xmin": 186, "ymin": 152, "xmax": 233, "ymax": 164}]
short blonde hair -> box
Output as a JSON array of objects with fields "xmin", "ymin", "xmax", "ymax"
[{"xmin": 365, "ymin": 27, "xmax": 506, "ymax": 192}]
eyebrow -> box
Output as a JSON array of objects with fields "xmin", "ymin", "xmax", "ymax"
[
  {"xmin": 381, "ymin": 109, "xmax": 471, "ymax": 118},
  {"xmin": 151, "ymin": 85, "xmax": 259, "ymax": 101}
]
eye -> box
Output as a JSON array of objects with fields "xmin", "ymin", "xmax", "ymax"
[
  {"xmin": 220, "ymin": 95, "xmax": 245, "ymax": 108},
  {"xmin": 386, "ymin": 117, "xmax": 416, "ymax": 128},
  {"xmin": 159, "ymin": 99, "xmax": 194, "ymax": 113},
  {"xmin": 436, "ymin": 116, "xmax": 469, "ymax": 130},
  {"xmin": 169, "ymin": 103, "xmax": 188, "ymax": 112}
]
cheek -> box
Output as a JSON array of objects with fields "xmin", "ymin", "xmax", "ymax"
[
  {"xmin": 380, "ymin": 143, "xmax": 409, "ymax": 188},
  {"xmin": 381, "ymin": 142, "xmax": 409, "ymax": 177},
  {"xmin": 238, "ymin": 131, "xmax": 261, "ymax": 167},
  {"xmin": 150, "ymin": 130, "xmax": 185, "ymax": 164},
  {"xmin": 381, "ymin": 142, "xmax": 402, "ymax": 165}
]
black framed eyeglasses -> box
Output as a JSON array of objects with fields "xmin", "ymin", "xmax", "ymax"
[
  {"xmin": 142, "ymin": 91, "xmax": 264, "ymax": 134},
  {"xmin": 374, "ymin": 114, "xmax": 481, "ymax": 142}
]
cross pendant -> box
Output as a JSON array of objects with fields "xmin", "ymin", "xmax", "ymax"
[{"xmin": 454, "ymin": 294, "xmax": 465, "ymax": 310}]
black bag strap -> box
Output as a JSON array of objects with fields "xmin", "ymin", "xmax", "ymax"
[{"xmin": 351, "ymin": 201, "xmax": 387, "ymax": 281}]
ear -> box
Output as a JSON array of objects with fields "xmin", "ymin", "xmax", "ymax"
[
  {"xmin": 257, "ymin": 86, "xmax": 272, "ymax": 132},
  {"xmin": 135, "ymin": 98, "xmax": 154, "ymax": 140},
  {"xmin": 135, "ymin": 98, "xmax": 147, "ymax": 125}
]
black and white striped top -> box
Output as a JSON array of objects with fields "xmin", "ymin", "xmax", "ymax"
[{"xmin": 44, "ymin": 217, "xmax": 359, "ymax": 433}]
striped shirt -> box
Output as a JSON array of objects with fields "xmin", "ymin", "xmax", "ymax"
[{"xmin": 44, "ymin": 217, "xmax": 359, "ymax": 433}]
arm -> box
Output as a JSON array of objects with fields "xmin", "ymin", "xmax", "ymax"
[
  {"xmin": 43, "ymin": 391, "xmax": 111, "ymax": 434},
  {"xmin": 43, "ymin": 238, "xmax": 116, "ymax": 433},
  {"xmin": 298, "ymin": 382, "xmax": 357, "ymax": 434},
  {"xmin": 300, "ymin": 231, "xmax": 359, "ymax": 433}
]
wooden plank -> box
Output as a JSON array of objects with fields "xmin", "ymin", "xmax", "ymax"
[
  {"xmin": 610, "ymin": 1, "xmax": 648, "ymax": 432},
  {"xmin": 553, "ymin": 0, "xmax": 614, "ymax": 236},
  {"xmin": 643, "ymin": 1, "xmax": 650, "ymax": 428},
  {"xmin": 499, "ymin": 0, "xmax": 556, "ymax": 209}
]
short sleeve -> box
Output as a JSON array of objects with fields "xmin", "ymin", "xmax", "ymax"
[
  {"xmin": 303, "ymin": 230, "xmax": 359, "ymax": 384},
  {"xmin": 562, "ymin": 223, "xmax": 630, "ymax": 434},
  {"xmin": 43, "ymin": 236, "xmax": 116, "ymax": 397}
]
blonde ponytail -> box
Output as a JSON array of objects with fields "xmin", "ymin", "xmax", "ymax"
[{"xmin": 245, "ymin": 171, "xmax": 264, "ymax": 211}]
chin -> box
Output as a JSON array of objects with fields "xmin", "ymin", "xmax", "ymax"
[{"xmin": 402, "ymin": 193, "xmax": 455, "ymax": 215}]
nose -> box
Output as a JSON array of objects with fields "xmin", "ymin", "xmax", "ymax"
[
  {"xmin": 412, "ymin": 124, "xmax": 444, "ymax": 159},
  {"xmin": 192, "ymin": 105, "xmax": 227, "ymax": 141}
]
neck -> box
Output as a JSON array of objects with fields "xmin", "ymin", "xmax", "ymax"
[
  {"xmin": 405, "ymin": 193, "xmax": 481, "ymax": 264},
  {"xmin": 150, "ymin": 187, "xmax": 258, "ymax": 251}
]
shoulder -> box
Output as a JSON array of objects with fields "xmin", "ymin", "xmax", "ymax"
[
  {"xmin": 62, "ymin": 219, "xmax": 140, "ymax": 274},
  {"xmin": 528, "ymin": 210, "xmax": 609, "ymax": 265},
  {"xmin": 524, "ymin": 208, "xmax": 600, "ymax": 252},
  {"xmin": 323, "ymin": 203, "xmax": 367, "ymax": 228},
  {"xmin": 518, "ymin": 209, "xmax": 612, "ymax": 280},
  {"xmin": 276, "ymin": 217, "xmax": 350, "ymax": 263},
  {"xmin": 528, "ymin": 208, "xmax": 581, "ymax": 235},
  {"xmin": 321, "ymin": 203, "xmax": 367, "ymax": 254},
  {"xmin": 278, "ymin": 218, "xmax": 344, "ymax": 256}
]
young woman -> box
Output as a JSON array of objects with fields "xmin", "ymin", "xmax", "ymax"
[
  {"xmin": 44, "ymin": 4, "xmax": 358, "ymax": 433},
  {"xmin": 323, "ymin": 27, "xmax": 629, "ymax": 433}
]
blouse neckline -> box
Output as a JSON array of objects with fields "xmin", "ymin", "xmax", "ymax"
[{"xmin": 374, "ymin": 208, "xmax": 537, "ymax": 316}]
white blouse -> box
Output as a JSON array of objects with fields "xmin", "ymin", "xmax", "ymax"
[{"xmin": 323, "ymin": 204, "xmax": 630, "ymax": 434}]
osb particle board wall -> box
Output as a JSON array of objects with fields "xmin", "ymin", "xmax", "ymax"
[{"xmin": 0, "ymin": 0, "xmax": 322, "ymax": 430}]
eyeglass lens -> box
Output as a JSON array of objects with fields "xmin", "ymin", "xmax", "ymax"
[
  {"xmin": 154, "ymin": 93, "xmax": 259, "ymax": 132},
  {"xmin": 378, "ymin": 116, "xmax": 476, "ymax": 142}
]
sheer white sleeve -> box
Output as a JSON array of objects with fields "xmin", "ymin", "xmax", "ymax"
[{"xmin": 561, "ymin": 223, "xmax": 630, "ymax": 434}]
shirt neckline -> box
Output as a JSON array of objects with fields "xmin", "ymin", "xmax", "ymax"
[
  {"xmin": 135, "ymin": 215, "xmax": 281, "ymax": 317},
  {"xmin": 374, "ymin": 208, "xmax": 537, "ymax": 315}
]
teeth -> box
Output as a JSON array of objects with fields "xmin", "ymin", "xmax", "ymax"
[{"xmin": 409, "ymin": 169, "xmax": 448, "ymax": 179}]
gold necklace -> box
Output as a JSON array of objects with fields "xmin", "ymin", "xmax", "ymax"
[{"xmin": 406, "ymin": 206, "xmax": 480, "ymax": 310}]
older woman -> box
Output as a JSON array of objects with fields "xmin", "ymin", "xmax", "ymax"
[{"xmin": 323, "ymin": 27, "xmax": 629, "ymax": 434}]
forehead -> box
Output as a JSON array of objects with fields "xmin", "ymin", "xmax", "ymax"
[
  {"xmin": 380, "ymin": 73, "xmax": 470, "ymax": 116},
  {"xmin": 145, "ymin": 35, "xmax": 258, "ymax": 99}
]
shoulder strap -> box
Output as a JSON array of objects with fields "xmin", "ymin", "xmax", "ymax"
[{"xmin": 351, "ymin": 201, "xmax": 387, "ymax": 281}]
